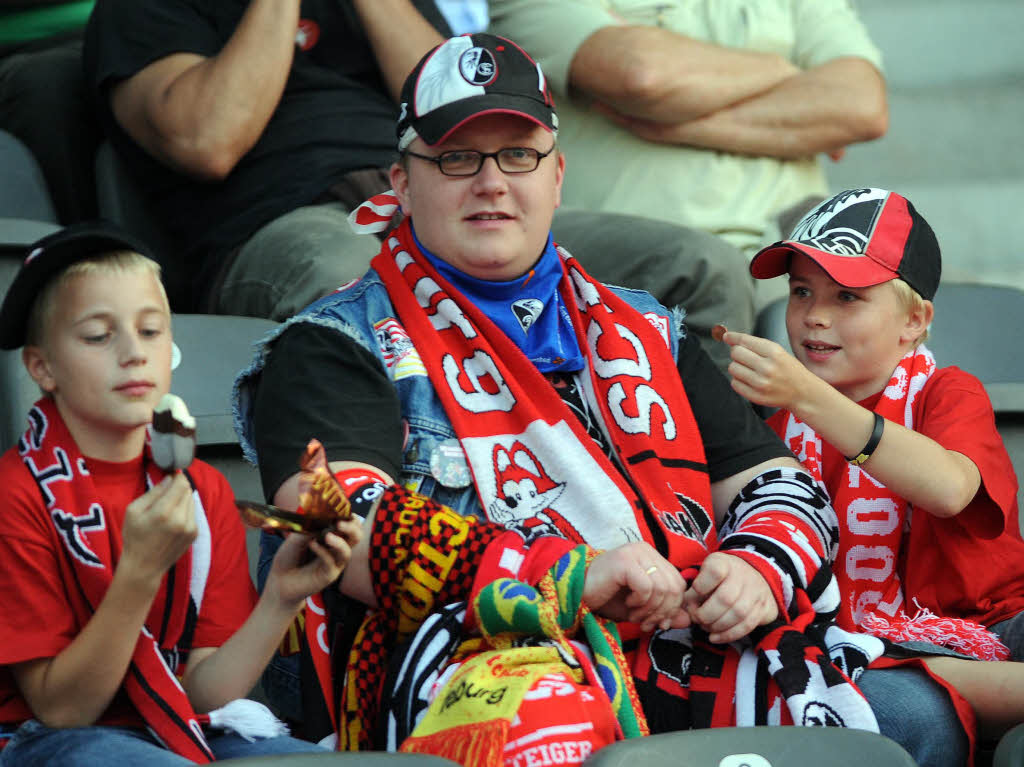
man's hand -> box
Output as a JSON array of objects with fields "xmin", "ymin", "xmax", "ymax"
[
  {"xmin": 264, "ymin": 517, "xmax": 363, "ymax": 611},
  {"xmin": 120, "ymin": 473, "xmax": 198, "ymax": 588},
  {"xmin": 724, "ymin": 330, "xmax": 820, "ymax": 412},
  {"xmin": 682, "ymin": 552, "xmax": 778, "ymax": 643},
  {"xmin": 583, "ymin": 542, "xmax": 689, "ymax": 632}
]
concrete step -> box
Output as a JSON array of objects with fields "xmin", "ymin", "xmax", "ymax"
[
  {"xmin": 853, "ymin": 0, "xmax": 1024, "ymax": 88},
  {"xmin": 828, "ymin": 80, "xmax": 1024, "ymax": 187}
]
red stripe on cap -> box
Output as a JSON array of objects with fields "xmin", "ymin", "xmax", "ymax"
[{"xmin": 866, "ymin": 193, "xmax": 913, "ymax": 272}]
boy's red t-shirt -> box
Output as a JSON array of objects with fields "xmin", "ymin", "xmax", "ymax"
[
  {"xmin": 0, "ymin": 449, "xmax": 257, "ymax": 728},
  {"xmin": 769, "ymin": 366, "xmax": 1023, "ymax": 627}
]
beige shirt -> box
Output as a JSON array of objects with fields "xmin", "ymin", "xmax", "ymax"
[{"xmin": 489, "ymin": 0, "xmax": 884, "ymax": 256}]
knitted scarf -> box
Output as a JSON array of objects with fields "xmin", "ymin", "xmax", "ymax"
[
  {"xmin": 18, "ymin": 398, "xmax": 215, "ymax": 761},
  {"xmin": 324, "ymin": 219, "xmax": 882, "ymax": 749},
  {"xmin": 373, "ymin": 219, "xmax": 715, "ymax": 561},
  {"xmin": 771, "ymin": 345, "xmax": 1009, "ymax": 661},
  {"xmin": 400, "ymin": 546, "xmax": 644, "ymax": 766}
]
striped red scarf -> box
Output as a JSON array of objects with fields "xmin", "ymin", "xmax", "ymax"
[
  {"xmin": 373, "ymin": 219, "xmax": 716, "ymax": 563},
  {"xmin": 18, "ymin": 398, "xmax": 215, "ymax": 761},
  {"xmin": 771, "ymin": 346, "xmax": 1009, "ymax": 661}
]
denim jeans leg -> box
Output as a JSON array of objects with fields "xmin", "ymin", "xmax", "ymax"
[
  {"xmin": 0, "ymin": 722, "xmax": 194, "ymax": 767},
  {"xmin": 990, "ymin": 613, "xmax": 1024, "ymax": 661},
  {"xmin": 858, "ymin": 666, "xmax": 969, "ymax": 767},
  {"xmin": 208, "ymin": 731, "xmax": 326, "ymax": 759}
]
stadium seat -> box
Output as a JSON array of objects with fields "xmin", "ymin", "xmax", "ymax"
[
  {"xmin": 0, "ymin": 130, "xmax": 58, "ymax": 223},
  {"xmin": 95, "ymin": 140, "xmax": 193, "ymax": 310},
  {"xmin": 993, "ymin": 723, "xmax": 1024, "ymax": 767},
  {"xmin": 216, "ymin": 753, "xmax": 460, "ymax": 765},
  {"xmin": 582, "ymin": 727, "xmax": 917, "ymax": 767}
]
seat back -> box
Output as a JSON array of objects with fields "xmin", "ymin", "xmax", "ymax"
[
  {"xmin": 216, "ymin": 752, "xmax": 461, "ymax": 765},
  {"xmin": 582, "ymin": 727, "xmax": 917, "ymax": 767},
  {"xmin": 94, "ymin": 141, "xmax": 193, "ymax": 310},
  {"xmin": 0, "ymin": 130, "xmax": 59, "ymax": 223}
]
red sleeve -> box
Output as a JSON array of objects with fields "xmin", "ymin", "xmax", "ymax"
[
  {"xmin": 915, "ymin": 367, "xmax": 1018, "ymax": 539},
  {"xmin": 188, "ymin": 460, "xmax": 258, "ymax": 649},
  {"xmin": 0, "ymin": 450, "xmax": 81, "ymax": 667}
]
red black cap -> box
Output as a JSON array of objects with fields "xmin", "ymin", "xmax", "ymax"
[
  {"xmin": 0, "ymin": 220, "xmax": 155, "ymax": 349},
  {"xmin": 750, "ymin": 188, "xmax": 941, "ymax": 300},
  {"xmin": 396, "ymin": 33, "xmax": 558, "ymax": 150}
]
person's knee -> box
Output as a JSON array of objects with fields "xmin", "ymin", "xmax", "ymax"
[
  {"xmin": 859, "ymin": 667, "xmax": 969, "ymax": 767},
  {"xmin": 219, "ymin": 205, "xmax": 379, "ymax": 319}
]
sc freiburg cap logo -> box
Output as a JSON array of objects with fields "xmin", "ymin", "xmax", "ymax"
[{"xmin": 458, "ymin": 47, "xmax": 498, "ymax": 86}]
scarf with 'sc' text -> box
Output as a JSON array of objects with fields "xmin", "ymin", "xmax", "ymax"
[
  {"xmin": 17, "ymin": 397, "xmax": 215, "ymax": 761},
  {"xmin": 771, "ymin": 345, "xmax": 1009, "ymax": 661},
  {"xmin": 374, "ymin": 218, "xmax": 716, "ymax": 563}
]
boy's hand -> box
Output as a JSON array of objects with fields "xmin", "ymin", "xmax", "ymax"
[
  {"xmin": 722, "ymin": 330, "xmax": 815, "ymax": 411},
  {"xmin": 265, "ymin": 517, "xmax": 362, "ymax": 611},
  {"xmin": 682, "ymin": 552, "xmax": 778, "ymax": 643},
  {"xmin": 583, "ymin": 542, "xmax": 689, "ymax": 632},
  {"xmin": 120, "ymin": 473, "xmax": 198, "ymax": 587}
]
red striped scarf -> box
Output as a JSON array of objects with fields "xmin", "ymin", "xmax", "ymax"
[
  {"xmin": 18, "ymin": 397, "xmax": 215, "ymax": 761},
  {"xmin": 771, "ymin": 346, "xmax": 1009, "ymax": 661},
  {"xmin": 373, "ymin": 219, "xmax": 716, "ymax": 564}
]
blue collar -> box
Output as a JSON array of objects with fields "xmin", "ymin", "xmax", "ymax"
[{"xmin": 411, "ymin": 224, "xmax": 584, "ymax": 373}]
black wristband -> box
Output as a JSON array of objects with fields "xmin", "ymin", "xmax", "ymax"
[{"xmin": 846, "ymin": 412, "xmax": 885, "ymax": 465}]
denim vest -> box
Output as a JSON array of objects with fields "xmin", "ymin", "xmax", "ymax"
[{"xmin": 233, "ymin": 267, "xmax": 683, "ymax": 520}]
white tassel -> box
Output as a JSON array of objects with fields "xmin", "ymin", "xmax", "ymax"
[{"xmin": 207, "ymin": 699, "xmax": 290, "ymax": 742}]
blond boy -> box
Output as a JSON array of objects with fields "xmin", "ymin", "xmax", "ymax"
[
  {"xmin": 723, "ymin": 187, "xmax": 1024, "ymax": 738},
  {"xmin": 0, "ymin": 223, "xmax": 360, "ymax": 765}
]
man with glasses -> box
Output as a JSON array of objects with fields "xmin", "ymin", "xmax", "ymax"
[
  {"xmin": 234, "ymin": 35, "xmax": 968, "ymax": 764},
  {"xmin": 85, "ymin": 0, "xmax": 752, "ymax": 369}
]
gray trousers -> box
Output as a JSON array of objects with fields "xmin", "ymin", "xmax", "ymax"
[{"xmin": 206, "ymin": 201, "xmax": 753, "ymax": 372}]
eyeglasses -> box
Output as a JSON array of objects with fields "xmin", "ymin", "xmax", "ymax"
[{"xmin": 403, "ymin": 145, "xmax": 557, "ymax": 176}]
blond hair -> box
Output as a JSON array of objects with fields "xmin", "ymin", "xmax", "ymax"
[
  {"xmin": 888, "ymin": 278, "xmax": 930, "ymax": 346},
  {"xmin": 25, "ymin": 251, "xmax": 167, "ymax": 347}
]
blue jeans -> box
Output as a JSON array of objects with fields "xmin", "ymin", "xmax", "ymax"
[
  {"xmin": 0, "ymin": 720, "xmax": 325, "ymax": 766},
  {"xmin": 858, "ymin": 666, "xmax": 969, "ymax": 767},
  {"xmin": 991, "ymin": 612, "xmax": 1024, "ymax": 661}
]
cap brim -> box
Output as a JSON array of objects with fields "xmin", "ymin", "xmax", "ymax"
[
  {"xmin": 749, "ymin": 241, "xmax": 899, "ymax": 289},
  {"xmin": 414, "ymin": 93, "xmax": 556, "ymax": 147},
  {"xmin": 0, "ymin": 228, "xmax": 153, "ymax": 349}
]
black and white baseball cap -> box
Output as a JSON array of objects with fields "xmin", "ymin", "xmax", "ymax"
[
  {"xmin": 0, "ymin": 220, "xmax": 155, "ymax": 349},
  {"xmin": 750, "ymin": 188, "xmax": 941, "ymax": 300},
  {"xmin": 396, "ymin": 33, "xmax": 558, "ymax": 151}
]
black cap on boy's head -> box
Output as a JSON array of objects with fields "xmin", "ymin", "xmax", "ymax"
[
  {"xmin": 0, "ymin": 220, "xmax": 155, "ymax": 350},
  {"xmin": 396, "ymin": 33, "xmax": 558, "ymax": 151},
  {"xmin": 749, "ymin": 188, "xmax": 941, "ymax": 301}
]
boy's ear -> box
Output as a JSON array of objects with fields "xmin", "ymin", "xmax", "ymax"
[
  {"xmin": 901, "ymin": 299, "xmax": 934, "ymax": 345},
  {"xmin": 22, "ymin": 345, "xmax": 57, "ymax": 394}
]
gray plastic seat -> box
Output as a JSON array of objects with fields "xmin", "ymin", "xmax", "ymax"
[
  {"xmin": 582, "ymin": 727, "xmax": 917, "ymax": 767},
  {"xmin": 0, "ymin": 130, "xmax": 58, "ymax": 223},
  {"xmin": 993, "ymin": 722, "xmax": 1024, "ymax": 767},
  {"xmin": 95, "ymin": 140, "xmax": 192, "ymax": 310},
  {"xmin": 217, "ymin": 752, "xmax": 460, "ymax": 765}
]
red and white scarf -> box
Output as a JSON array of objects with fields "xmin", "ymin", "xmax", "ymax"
[
  {"xmin": 373, "ymin": 219, "xmax": 715, "ymax": 563},
  {"xmin": 18, "ymin": 397, "xmax": 216, "ymax": 761},
  {"xmin": 772, "ymin": 346, "xmax": 1009, "ymax": 661}
]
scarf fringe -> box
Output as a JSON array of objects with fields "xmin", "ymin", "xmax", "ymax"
[
  {"xmin": 861, "ymin": 603, "xmax": 1010, "ymax": 661},
  {"xmin": 207, "ymin": 699, "xmax": 290, "ymax": 742},
  {"xmin": 401, "ymin": 720, "xmax": 508, "ymax": 767}
]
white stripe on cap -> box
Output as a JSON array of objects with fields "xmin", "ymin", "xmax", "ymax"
[{"xmin": 415, "ymin": 36, "xmax": 485, "ymax": 116}]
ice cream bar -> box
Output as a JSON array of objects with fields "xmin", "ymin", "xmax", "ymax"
[{"xmin": 151, "ymin": 393, "xmax": 196, "ymax": 471}]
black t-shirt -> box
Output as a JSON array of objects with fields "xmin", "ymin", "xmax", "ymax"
[
  {"xmin": 83, "ymin": 0, "xmax": 450, "ymax": 284},
  {"xmin": 252, "ymin": 322, "xmax": 790, "ymax": 502}
]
